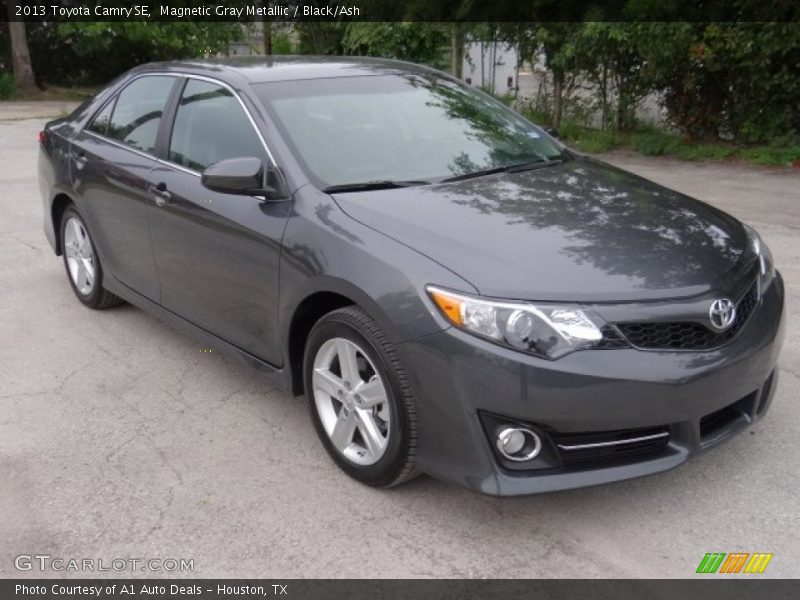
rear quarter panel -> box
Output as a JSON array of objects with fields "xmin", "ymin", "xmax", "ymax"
[{"xmin": 38, "ymin": 120, "xmax": 74, "ymax": 253}]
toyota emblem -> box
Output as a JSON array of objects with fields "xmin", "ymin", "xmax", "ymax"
[{"xmin": 709, "ymin": 298, "xmax": 736, "ymax": 331}]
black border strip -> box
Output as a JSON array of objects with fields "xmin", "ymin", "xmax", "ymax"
[
  {"xmin": 2, "ymin": 579, "xmax": 800, "ymax": 600},
  {"xmin": 3, "ymin": 0, "xmax": 800, "ymax": 23}
]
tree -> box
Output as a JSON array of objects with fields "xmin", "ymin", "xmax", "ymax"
[
  {"xmin": 342, "ymin": 23, "xmax": 448, "ymax": 68},
  {"xmin": 572, "ymin": 23, "xmax": 649, "ymax": 131},
  {"xmin": 294, "ymin": 23, "xmax": 345, "ymax": 55},
  {"xmin": 6, "ymin": 1, "xmax": 36, "ymax": 91},
  {"xmin": 54, "ymin": 22, "xmax": 244, "ymax": 83},
  {"xmin": 450, "ymin": 23, "xmax": 465, "ymax": 78},
  {"xmin": 260, "ymin": 1, "xmax": 272, "ymax": 55},
  {"xmin": 527, "ymin": 22, "xmax": 583, "ymax": 128}
]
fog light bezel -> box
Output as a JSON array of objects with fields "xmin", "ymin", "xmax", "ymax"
[
  {"xmin": 479, "ymin": 412, "xmax": 562, "ymax": 472},
  {"xmin": 495, "ymin": 426, "xmax": 542, "ymax": 461}
]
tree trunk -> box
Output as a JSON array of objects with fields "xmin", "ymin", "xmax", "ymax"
[
  {"xmin": 552, "ymin": 71, "xmax": 564, "ymax": 127},
  {"xmin": 260, "ymin": 1, "xmax": 272, "ymax": 56},
  {"xmin": 262, "ymin": 20, "xmax": 272, "ymax": 56},
  {"xmin": 451, "ymin": 24, "xmax": 465, "ymax": 79},
  {"xmin": 600, "ymin": 64, "xmax": 609, "ymax": 131},
  {"xmin": 6, "ymin": 3, "xmax": 37, "ymax": 92}
]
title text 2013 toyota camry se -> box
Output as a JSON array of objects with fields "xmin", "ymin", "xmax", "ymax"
[{"xmin": 38, "ymin": 57, "xmax": 784, "ymax": 495}]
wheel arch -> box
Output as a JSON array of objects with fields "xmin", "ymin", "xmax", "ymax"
[
  {"xmin": 50, "ymin": 192, "xmax": 75, "ymax": 256},
  {"xmin": 286, "ymin": 290, "xmax": 358, "ymax": 396},
  {"xmin": 284, "ymin": 279, "xmax": 407, "ymax": 397}
]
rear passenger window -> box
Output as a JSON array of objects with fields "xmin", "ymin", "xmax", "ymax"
[
  {"xmin": 105, "ymin": 76, "xmax": 175, "ymax": 154},
  {"xmin": 87, "ymin": 99, "xmax": 115, "ymax": 137},
  {"xmin": 168, "ymin": 79, "xmax": 265, "ymax": 172}
]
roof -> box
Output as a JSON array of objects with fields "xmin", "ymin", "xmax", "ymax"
[{"xmin": 132, "ymin": 56, "xmax": 440, "ymax": 84}]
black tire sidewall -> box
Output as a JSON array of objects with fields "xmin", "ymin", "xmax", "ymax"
[
  {"xmin": 60, "ymin": 206, "xmax": 104, "ymax": 307},
  {"xmin": 304, "ymin": 311, "xmax": 410, "ymax": 486}
]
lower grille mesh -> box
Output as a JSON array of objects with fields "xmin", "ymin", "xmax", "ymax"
[{"xmin": 554, "ymin": 426, "xmax": 670, "ymax": 466}]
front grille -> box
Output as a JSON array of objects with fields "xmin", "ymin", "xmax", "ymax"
[
  {"xmin": 554, "ymin": 426, "xmax": 670, "ymax": 466},
  {"xmin": 615, "ymin": 282, "xmax": 758, "ymax": 351}
]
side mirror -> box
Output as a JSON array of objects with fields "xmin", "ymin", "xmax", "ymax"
[{"xmin": 201, "ymin": 157, "xmax": 287, "ymax": 201}]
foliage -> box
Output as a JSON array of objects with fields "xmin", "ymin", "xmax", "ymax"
[
  {"xmin": 634, "ymin": 22, "xmax": 800, "ymax": 143},
  {"xmin": 569, "ymin": 23, "xmax": 649, "ymax": 132},
  {"xmin": 51, "ymin": 22, "xmax": 244, "ymax": 84},
  {"xmin": 294, "ymin": 23, "xmax": 345, "ymax": 55},
  {"xmin": 272, "ymin": 32, "xmax": 293, "ymax": 55},
  {"xmin": 526, "ymin": 112, "xmax": 800, "ymax": 167},
  {"xmin": 0, "ymin": 71, "xmax": 14, "ymax": 99},
  {"xmin": 2, "ymin": 8, "xmax": 798, "ymax": 147},
  {"xmin": 497, "ymin": 20, "xmax": 800, "ymax": 144},
  {"xmin": 342, "ymin": 23, "xmax": 449, "ymax": 69}
]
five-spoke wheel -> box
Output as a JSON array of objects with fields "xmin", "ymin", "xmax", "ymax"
[
  {"xmin": 304, "ymin": 306, "xmax": 418, "ymax": 487},
  {"xmin": 312, "ymin": 337, "xmax": 391, "ymax": 465},
  {"xmin": 63, "ymin": 215, "xmax": 96, "ymax": 295},
  {"xmin": 59, "ymin": 205, "xmax": 123, "ymax": 309}
]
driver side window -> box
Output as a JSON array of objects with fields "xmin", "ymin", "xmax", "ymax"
[
  {"xmin": 103, "ymin": 76, "xmax": 176, "ymax": 155},
  {"xmin": 168, "ymin": 79, "xmax": 266, "ymax": 172}
]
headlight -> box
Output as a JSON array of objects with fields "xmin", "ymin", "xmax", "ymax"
[
  {"xmin": 744, "ymin": 225, "xmax": 776, "ymax": 296},
  {"xmin": 426, "ymin": 286, "xmax": 622, "ymax": 359}
]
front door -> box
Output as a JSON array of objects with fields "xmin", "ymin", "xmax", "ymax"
[{"xmin": 148, "ymin": 78, "xmax": 289, "ymax": 365}]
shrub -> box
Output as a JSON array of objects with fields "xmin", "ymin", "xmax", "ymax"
[
  {"xmin": 0, "ymin": 73, "xmax": 15, "ymax": 100},
  {"xmin": 570, "ymin": 130, "xmax": 617, "ymax": 154},
  {"xmin": 630, "ymin": 131, "xmax": 682, "ymax": 156},
  {"xmin": 272, "ymin": 32, "xmax": 293, "ymax": 55}
]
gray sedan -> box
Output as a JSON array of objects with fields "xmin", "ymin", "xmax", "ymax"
[{"xmin": 38, "ymin": 57, "xmax": 784, "ymax": 495}]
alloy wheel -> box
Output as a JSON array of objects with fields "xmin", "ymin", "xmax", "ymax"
[
  {"xmin": 63, "ymin": 216, "xmax": 96, "ymax": 295},
  {"xmin": 312, "ymin": 337, "xmax": 391, "ymax": 465}
]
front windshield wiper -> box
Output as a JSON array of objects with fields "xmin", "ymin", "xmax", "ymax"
[
  {"xmin": 439, "ymin": 165, "xmax": 509, "ymax": 183},
  {"xmin": 440, "ymin": 157, "xmax": 565, "ymax": 183},
  {"xmin": 505, "ymin": 158, "xmax": 565, "ymax": 173},
  {"xmin": 322, "ymin": 180, "xmax": 430, "ymax": 193}
]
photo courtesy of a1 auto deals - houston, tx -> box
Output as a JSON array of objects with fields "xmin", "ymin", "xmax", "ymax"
[{"xmin": 1, "ymin": 0, "xmax": 799, "ymax": 598}]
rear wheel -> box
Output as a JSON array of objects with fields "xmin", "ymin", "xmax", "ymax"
[
  {"xmin": 60, "ymin": 206, "xmax": 123, "ymax": 309},
  {"xmin": 304, "ymin": 306, "xmax": 418, "ymax": 487}
]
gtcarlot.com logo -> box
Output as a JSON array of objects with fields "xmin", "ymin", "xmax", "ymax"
[
  {"xmin": 14, "ymin": 554, "xmax": 194, "ymax": 572},
  {"xmin": 696, "ymin": 552, "xmax": 773, "ymax": 574}
]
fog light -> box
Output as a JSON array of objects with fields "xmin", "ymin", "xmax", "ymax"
[{"xmin": 496, "ymin": 427, "xmax": 541, "ymax": 461}]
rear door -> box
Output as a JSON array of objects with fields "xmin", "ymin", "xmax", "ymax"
[
  {"xmin": 71, "ymin": 75, "xmax": 180, "ymax": 301},
  {"xmin": 148, "ymin": 77, "xmax": 289, "ymax": 365}
]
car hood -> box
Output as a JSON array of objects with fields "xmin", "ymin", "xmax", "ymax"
[{"xmin": 331, "ymin": 158, "xmax": 750, "ymax": 302}]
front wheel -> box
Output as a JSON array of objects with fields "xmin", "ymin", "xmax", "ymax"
[{"xmin": 304, "ymin": 306, "xmax": 418, "ymax": 487}]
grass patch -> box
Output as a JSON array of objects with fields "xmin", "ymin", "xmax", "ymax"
[
  {"xmin": 539, "ymin": 118, "xmax": 800, "ymax": 167},
  {"xmin": 569, "ymin": 130, "xmax": 619, "ymax": 153},
  {"xmin": 515, "ymin": 99, "xmax": 799, "ymax": 167}
]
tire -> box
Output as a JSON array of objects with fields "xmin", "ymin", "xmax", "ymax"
[
  {"xmin": 60, "ymin": 205, "xmax": 124, "ymax": 309},
  {"xmin": 304, "ymin": 306, "xmax": 419, "ymax": 487}
]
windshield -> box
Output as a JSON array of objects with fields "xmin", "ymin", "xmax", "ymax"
[{"xmin": 254, "ymin": 74, "xmax": 567, "ymax": 189}]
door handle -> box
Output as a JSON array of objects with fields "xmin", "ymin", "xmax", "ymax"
[
  {"xmin": 150, "ymin": 182, "xmax": 172, "ymax": 207},
  {"xmin": 71, "ymin": 149, "xmax": 87, "ymax": 168}
]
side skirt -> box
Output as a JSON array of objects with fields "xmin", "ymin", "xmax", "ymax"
[{"xmin": 102, "ymin": 273, "xmax": 291, "ymax": 393}]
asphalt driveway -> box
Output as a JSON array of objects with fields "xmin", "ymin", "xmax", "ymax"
[{"xmin": 1, "ymin": 116, "xmax": 798, "ymax": 578}]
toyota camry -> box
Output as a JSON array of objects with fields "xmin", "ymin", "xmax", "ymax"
[{"xmin": 38, "ymin": 57, "xmax": 784, "ymax": 495}]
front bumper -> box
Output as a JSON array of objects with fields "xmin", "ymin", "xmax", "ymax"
[{"xmin": 397, "ymin": 274, "xmax": 785, "ymax": 496}]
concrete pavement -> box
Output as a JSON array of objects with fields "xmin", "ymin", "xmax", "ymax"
[{"xmin": 0, "ymin": 101, "xmax": 80, "ymax": 121}]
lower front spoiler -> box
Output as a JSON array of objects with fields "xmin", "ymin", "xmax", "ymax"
[
  {"xmin": 397, "ymin": 276, "xmax": 784, "ymax": 496},
  {"xmin": 473, "ymin": 370, "xmax": 777, "ymax": 496}
]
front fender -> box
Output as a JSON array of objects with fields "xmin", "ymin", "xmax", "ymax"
[{"xmin": 278, "ymin": 187, "xmax": 476, "ymax": 350}]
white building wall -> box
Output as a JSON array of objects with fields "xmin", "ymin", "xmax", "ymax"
[{"xmin": 462, "ymin": 41, "xmax": 519, "ymax": 95}]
